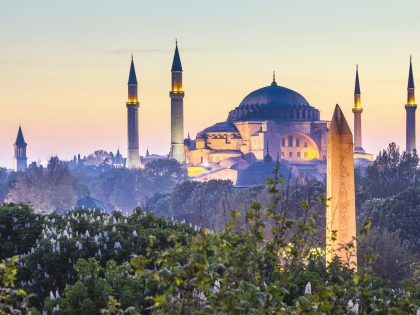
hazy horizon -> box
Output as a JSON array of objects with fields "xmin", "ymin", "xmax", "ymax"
[{"xmin": 1, "ymin": 0, "xmax": 420, "ymax": 167}]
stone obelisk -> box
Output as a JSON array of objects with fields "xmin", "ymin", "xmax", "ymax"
[{"xmin": 326, "ymin": 104, "xmax": 357, "ymax": 270}]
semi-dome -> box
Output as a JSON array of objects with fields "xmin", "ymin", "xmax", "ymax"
[{"xmin": 227, "ymin": 78, "xmax": 320, "ymax": 122}]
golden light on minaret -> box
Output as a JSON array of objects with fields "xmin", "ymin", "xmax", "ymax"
[
  {"xmin": 127, "ymin": 54, "xmax": 139, "ymax": 104},
  {"xmin": 407, "ymin": 55, "xmax": 416, "ymax": 106},
  {"xmin": 406, "ymin": 55, "xmax": 417, "ymax": 151},
  {"xmin": 169, "ymin": 40, "xmax": 186, "ymax": 163},
  {"xmin": 352, "ymin": 65, "xmax": 363, "ymax": 151},
  {"xmin": 326, "ymin": 105, "xmax": 357, "ymax": 270},
  {"xmin": 353, "ymin": 65, "xmax": 362, "ymax": 111},
  {"xmin": 171, "ymin": 70, "xmax": 183, "ymax": 93},
  {"xmin": 126, "ymin": 54, "xmax": 141, "ymax": 169}
]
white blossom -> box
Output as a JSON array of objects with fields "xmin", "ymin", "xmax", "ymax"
[
  {"xmin": 305, "ymin": 282, "xmax": 311, "ymax": 295},
  {"xmin": 114, "ymin": 241, "xmax": 122, "ymax": 249}
]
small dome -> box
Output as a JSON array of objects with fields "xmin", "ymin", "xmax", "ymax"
[{"xmin": 76, "ymin": 197, "xmax": 106, "ymax": 211}]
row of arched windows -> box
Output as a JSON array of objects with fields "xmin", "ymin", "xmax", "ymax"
[{"xmin": 281, "ymin": 136, "xmax": 308, "ymax": 148}]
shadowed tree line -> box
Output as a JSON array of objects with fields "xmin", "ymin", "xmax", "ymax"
[{"xmin": 1, "ymin": 158, "xmax": 185, "ymax": 213}]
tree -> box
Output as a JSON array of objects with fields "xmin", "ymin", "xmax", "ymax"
[
  {"xmin": 359, "ymin": 227, "xmax": 418, "ymax": 287},
  {"xmin": 5, "ymin": 157, "xmax": 77, "ymax": 213},
  {"xmin": 360, "ymin": 143, "xmax": 420, "ymax": 199},
  {"xmin": 0, "ymin": 203, "xmax": 43, "ymax": 260},
  {"xmin": 0, "ymin": 256, "xmax": 31, "ymax": 315},
  {"xmin": 360, "ymin": 187, "xmax": 420, "ymax": 251}
]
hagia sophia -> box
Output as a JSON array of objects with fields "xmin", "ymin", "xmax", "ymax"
[{"xmin": 10, "ymin": 44, "xmax": 417, "ymax": 188}]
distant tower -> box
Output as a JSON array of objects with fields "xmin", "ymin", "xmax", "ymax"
[
  {"xmin": 126, "ymin": 55, "xmax": 141, "ymax": 168},
  {"xmin": 169, "ymin": 41, "xmax": 185, "ymax": 163},
  {"xmin": 352, "ymin": 65, "xmax": 364, "ymax": 153},
  {"xmin": 13, "ymin": 126, "xmax": 27, "ymax": 172},
  {"xmin": 406, "ymin": 56, "xmax": 417, "ymax": 151},
  {"xmin": 264, "ymin": 141, "xmax": 273, "ymax": 162}
]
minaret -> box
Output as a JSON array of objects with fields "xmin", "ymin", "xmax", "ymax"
[
  {"xmin": 406, "ymin": 56, "xmax": 417, "ymax": 151},
  {"xmin": 264, "ymin": 141, "xmax": 273, "ymax": 162},
  {"xmin": 169, "ymin": 41, "xmax": 185, "ymax": 163},
  {"xmin": 126, "ymin": 55, "xmax": 141, "ymax": 168},
  {"xmin": 352, "ymin": 65, "xmax": 364, "ymax": 153},
  {"xmin": 326, "ymin": 105, "xmax": 357, "ymax": 270},
  {"xmin": 13, "ymin": 126, "xmax": 27, "ymax": 172}
]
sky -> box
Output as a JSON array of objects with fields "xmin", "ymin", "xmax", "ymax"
[{"xmin": 1, "ymin": 0, "xmax": 420, "ymax": 167}]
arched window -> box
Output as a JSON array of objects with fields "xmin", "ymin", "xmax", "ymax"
[
  {"xmin": 288, "ymin": 135, "xmax": 293, "ymax": 147},
  {"xmin": 281, "ymin": 138, "xmax": 285, "ymax": 146},
  {"xmin": 296, "ymin": 138, "xmax": 300, "ymax": 147}
]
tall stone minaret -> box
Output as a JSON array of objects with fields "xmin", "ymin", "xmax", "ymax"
[
  {"xmin": 352, "ymin": 65, "xmax": 364, "ymax": 153},
  {"xmin": 169, "ymin": 41, "xmax": 185, "ymax": 163},
  {"xmin": 13, "ymin": 126, "xmax": 27, "ymax": 172},
  {"xmin": 406, "ymin": 56, "xmax": 417, "ymax": 152},
  {"xmin": 126, "ymin": 55, "xmax": 141, "ymax": 168}
]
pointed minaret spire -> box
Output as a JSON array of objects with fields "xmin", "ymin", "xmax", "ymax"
[
  {"xmin": 406, "ymin": 55, "xmax": 417, "ymax": 151},
  {"xmin": 408, "ymin": 55, "xmax": 415, "ymax": 103},
  {"xmin": 126, "ymin": 55, "xmax": 141, "ymax": 168},
  {"xmin": 171, "ymin": 40, "xmax": 183, "ymax": 72},
  {"xmin": 354, "ymin": 64, "xmax": 361, "ymax": 95},
  {"xmin": 352, "ymin": 64, "xmax": 363, "ymax": 152},
  {"xmin": 128, "ymin": 55, "xmax": 138, "ymax": 85},
  {"xmin": 13, "ymin": 126, "xmax": 27, "ymax": 172},
  {"xmin": 170, "ymin": 41, "xmax": 185, "ymax": 163}
]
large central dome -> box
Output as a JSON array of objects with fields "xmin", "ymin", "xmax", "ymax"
[
  {"xmin": 239, "ymin": 81, "xmax": 311, "ymax": 108},
  {"xmin": 227, "ymin": 79, "xmax": 319, "ymax": 122}
]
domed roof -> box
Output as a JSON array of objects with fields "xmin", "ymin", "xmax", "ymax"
[
  {"xmin": 236, "ymin": 161, "xmax": 294, "ymax": 187},
  {"xmin": 227, "ymin": 77, "xmax": 319, "ymax": 122},
  {"xmin": 239, "ymin": 80, "xmax": 311, "ymax": 109},
  {"xmin": 76, "ymin": 196, "xmax": 106, "ymax": 211}
]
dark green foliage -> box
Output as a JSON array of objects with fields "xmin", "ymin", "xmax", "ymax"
[
  {"xmin": 0, "ymin": 205, "xmax": 192, "ymax": 311},
  {"xmin": 0, "ymin": 256, "xmax": 32, "ymax": 315},
  {"xmin": 359, "ymin": 227, "xmax": 417, "ymax": 287},
  {"xmin": 0, "ymin": 203, "xmax": 43, "ymax": 260},
  {"xmin": 360, "ymin": 188, "xmax": 420, "ymax": 251},
  {"xmin": 359, "ymin": 142, "xmax": 420, "ymax": 199}
]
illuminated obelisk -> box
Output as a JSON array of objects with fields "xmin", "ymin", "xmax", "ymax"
[{"xmin": 326, "ymin": 105, "xmax": 357, "ymax": 270}]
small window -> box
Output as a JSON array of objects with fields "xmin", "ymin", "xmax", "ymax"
[
  {"xmin": 281, "ymin": 138, "xmax": 285, "ymax": 146},
  {"xmin": 200, "ymin": 157, "xmax": 203, "ymax": 163},
  {"xmin": 304, "ymin": 142, "xmax": 308, "ymax": 147},
  {"xmin": 289, "ymin": 152, "xmax": 293, "ymax": 157},
  {"xmin": 297, "ymin": 152, "xmax": 301, "ymax": 158}
]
